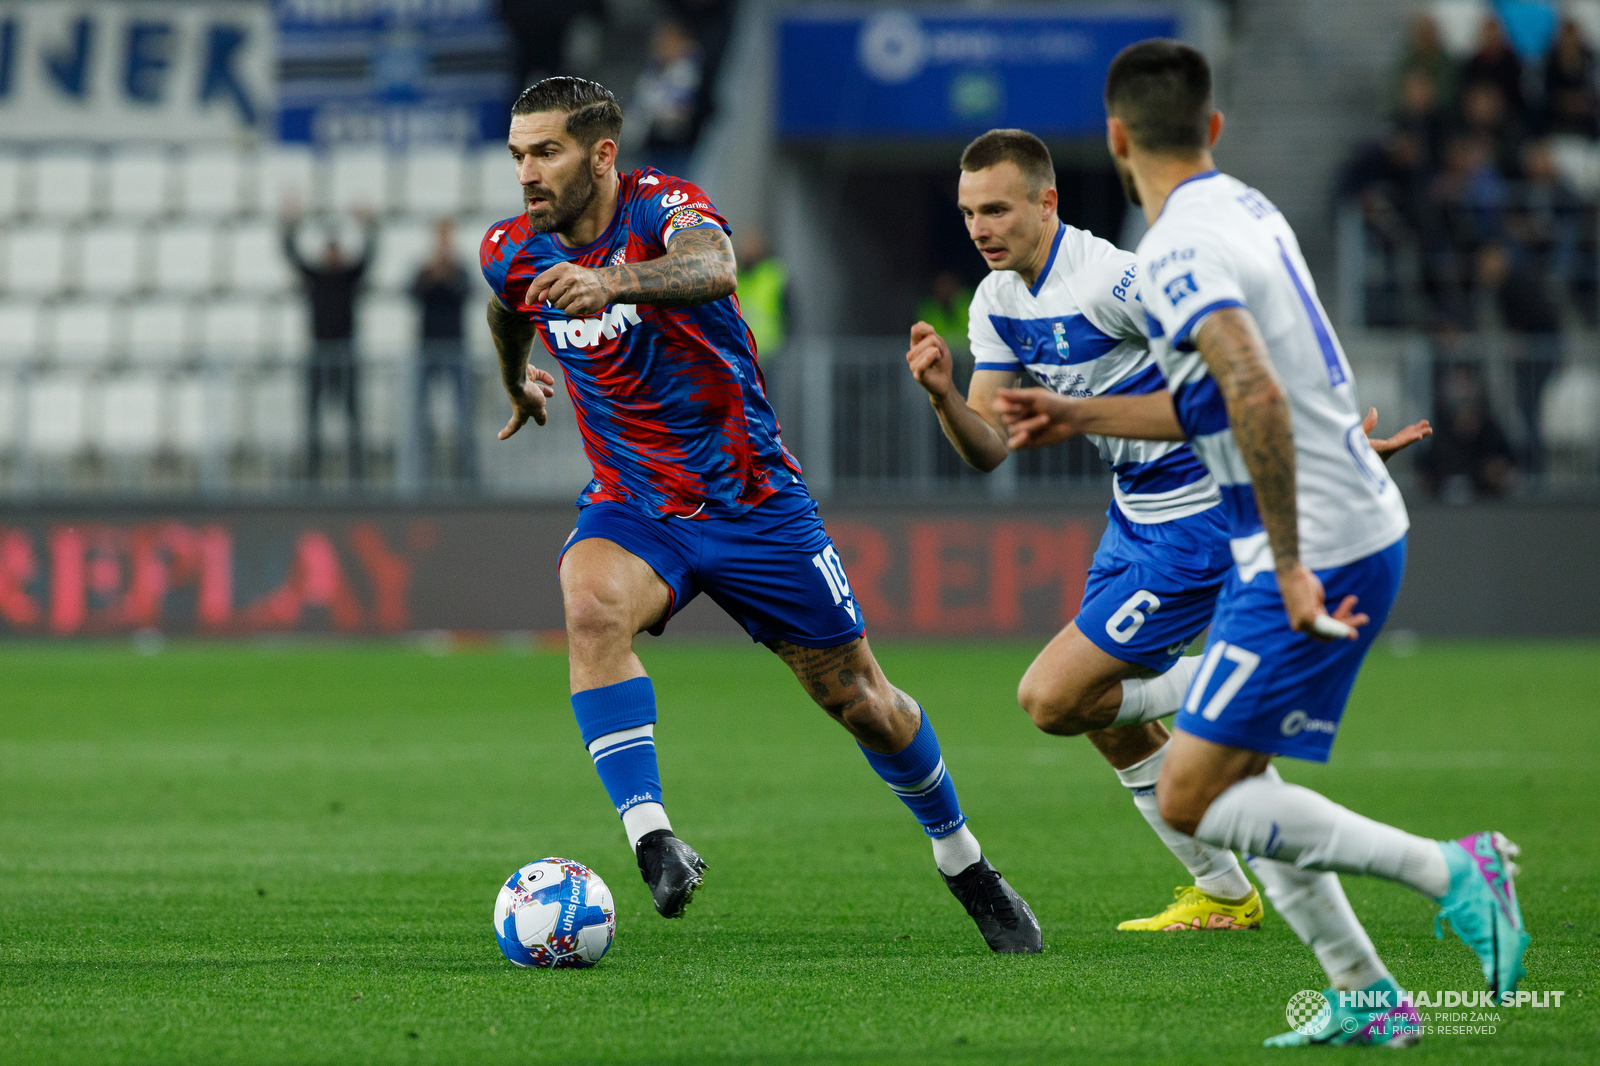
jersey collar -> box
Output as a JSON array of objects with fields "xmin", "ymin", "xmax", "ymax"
[
  {"xmin": 1155, "ymin": 168, "xmax": 1220, "ymax": 222},
  {"xmin": 552, "ymin": 174, "xmax": 628, "ymax": 257},
  {"xmin": 1028, "ymin": 221, "xmax": 1066, "ymax": 298}
]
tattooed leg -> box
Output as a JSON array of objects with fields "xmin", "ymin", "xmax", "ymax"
[{"xmin": 766, "ymin": 636, "xmax": 920, "ymax": 753}]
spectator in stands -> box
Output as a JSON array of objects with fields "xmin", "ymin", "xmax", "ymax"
[
  {"xmin": 1460, "ymin": 83, "xmax": 1526, "ymax": 177},
  {"xmin": 498, "ymin": 0, "xmax": 604, "ymax": 99},
  {"xmin": 734, "ymin": 228, "xmax": 789, "ymax": 361},
  {"xmin": 1396, "ymin": 69, "xmax": 1449, "ymax": 170},
  {"xmin": 626, "ymin": 19, "xmax": 705, "ymax": 176},
  {"xmin": 1476, "ymin": 242, "xmax": 1563, "ymax": 473},
  {"xmin": 1338, "ymin": 129, "xmax": 1428, "ymax": 325},
  {"xmin": 282, "ymin": 205, "xmax": 378, "ymax": 484},
  {"xmin": 1422, "ymin": 136, "xmax": 1506, "ymax": 320},
  {"xmin": 1513, "ymin": 139, "xmax": 1592, "ymax": 316},
  {"xmin": 1462, "ymin": 14, "xmax": 1526, "ymax": 120},
  {"xmin": 409, "ymin": 219, "xmax": 476, "ymax": 486},
  {"xmin": 662, "ymin": 0, "xmax": 738, "ymax": 144},
  {"xmin": 916, "ymin": 271, "xmax": 974, "ymax": 356},
  {"xmin": 1543, "ymin": 17, "xmax": 1599, "ymax": 139},
  {"xmin": 1393, "ymin": 14, "xmax": 1458, "ymax": 114},
  {"xmin": 1417, "ymin": 365, "xmax": 1517, "ymax": 501}
]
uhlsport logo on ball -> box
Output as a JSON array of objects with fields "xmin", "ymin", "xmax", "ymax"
[
  {"xmin": 1286, "ymin": 990, "xmax": 1333, "ymax": 1036},
  {"xmin": 494, "ymin": 858, "xmax": 615, "ymax": 968}
]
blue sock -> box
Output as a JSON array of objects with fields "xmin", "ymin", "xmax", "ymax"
[
  {"xmin": 858, "ymin": 707, "xmax": 967, "ymax": 838},
  {"xmin": 572, "ymin": 677, "xmax": 662, "ymax": 817}
]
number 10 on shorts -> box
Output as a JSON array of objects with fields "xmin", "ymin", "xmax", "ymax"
[{"xmin": 812, "ymin": 547, "xmax": 853, "ymax": 608}]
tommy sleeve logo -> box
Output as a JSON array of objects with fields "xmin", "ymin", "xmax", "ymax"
[{"xmin": 1163, "ymin": 272, "xmax": 1198, "ymax": 306}]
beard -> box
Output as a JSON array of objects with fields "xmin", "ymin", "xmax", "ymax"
[
  {"xmin": 1113, "ymin": 157, "xmax": 1142, "ymax": 206},
  {"xmin": 526, "ymin": 165, "xmax": 597, "ymax": 234}
]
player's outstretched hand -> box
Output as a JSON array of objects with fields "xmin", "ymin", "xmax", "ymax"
[
  {"xmin": 992, "ymin": 387, "xmax": 1085, "ymax": 449},
  {"xmin": 499, "ymin": 365, "xmax": 557, "ymax": 439},
  {"xmin": 1278, "ymin": 563, "xmax": 1369, "ymax": 642},
  {"xmin": 1363, "ymin": 407, "xmax": 1433, "ymax": 463},
  {"xmin": 906, "ymin": 322, "xmax": 956, "ymax": 399},
  {"xmin": 530, "ymin": 262, "xmax": 610, "ymax": 317}
]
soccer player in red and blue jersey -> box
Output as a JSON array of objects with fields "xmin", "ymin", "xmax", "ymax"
[{"xmin": 480, "ymin": 77, "xmax": 1041, "ymax": 952}]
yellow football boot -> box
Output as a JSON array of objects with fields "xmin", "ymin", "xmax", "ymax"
[{"xmin": 1117, "ymin": 885, "xmax": 1264, "ymax": 931}]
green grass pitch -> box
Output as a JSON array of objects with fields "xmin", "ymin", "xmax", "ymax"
[{"xmin": 1, "ymin": 639, "xmax": 1595, "ymax": 1064}]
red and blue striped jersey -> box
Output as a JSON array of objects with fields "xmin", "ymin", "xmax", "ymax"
[{"xmin": 480, "ymin": 168, "xmax": 802, "ymax": 519}]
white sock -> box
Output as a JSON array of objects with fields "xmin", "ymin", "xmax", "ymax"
[
  {"xmin": 931, "ymin": 824, "xmax": 983, "ymax": 876},
  {"xmin": 1112, "ymin": 656, "xmax": 1202, "ymax": 727},
  {"xmin": 1247, "ymin": 854, "xmax": 1389, "ymax": 990},
  {"xmin": 1195, "ymin": 764, "xmax": 1451, "ymax": 898},
  {"xmin": 1116, "ymin": 741, "xmax": 1253, "ymax": 899},
  {"xmin": 620, "ymin": 802, "xmax": 672, "ymax": 853}
]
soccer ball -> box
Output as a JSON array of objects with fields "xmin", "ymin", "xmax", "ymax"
[{"xmin": 494, "ymin": 858, "xmax": 616, "ymax": 968}]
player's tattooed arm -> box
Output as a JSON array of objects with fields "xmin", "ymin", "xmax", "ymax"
[
  {"xmin": 1196, "ymin": 308, "xmax": 1366, "ymax": 640},
  {"xmin": 488, "ymin": 295, "xmax": 556, "ymax": 439},
  {"xmin": 528, "ymin": 228, "xmax": 737, "ymax": 315}
]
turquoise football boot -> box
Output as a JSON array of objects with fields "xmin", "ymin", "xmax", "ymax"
[
  {"xmin": 1435, "ymin": 831, "xmax": 1529, "ymax": 994},
  {"xmin": 1264, "ymin": 977, "xmax": 1422, "ymax": 1047}
]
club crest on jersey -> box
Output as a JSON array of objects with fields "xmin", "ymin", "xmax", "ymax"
[
  {"xmin": 1052, "ymin": 321, "xmax": 1070, "ymax": 357},
  {"xmin": 662, "ymin": 190, "xmax": 689, "ymax": 207},
  {"xmin": 547, "ymin": 304, "xmax": 643, "ymax": 350},
  {"xmin": 1163, "ymin": 272, "xmax": 1198, "ymax": 306}
]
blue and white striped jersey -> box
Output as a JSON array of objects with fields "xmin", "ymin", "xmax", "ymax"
[
  {"xmin": 1137, "ymin": 171, "xmax": 1408, "ymax": 577},
  {"xmin": 967, "ymin": 221, "xmax": 1220, "ymax": 525}
]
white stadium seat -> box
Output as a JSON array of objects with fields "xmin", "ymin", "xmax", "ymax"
[
  {"xmin": 199, "ymin": 298, "xmax": 269, "ymax": 360},
  {"xmin": 358, "ymin": 294, "xmax": 418, "ymax": 360},
  {"xmin": 181, "ymin": 147, "xmax": 248, "ymax": 216},
  {"xmin": 329, "ymin": 147, "xmax": 393, "ymax": 215},
  {"xmin": 0, "ymin": 302, "xmax": 43, "ymax": 363},
  {"xmin": 227, "ymin": 221, "xmax": 297, "ymax": 296},
  {"xmin": 33, "ymin": 151, "xmax": 96, "ymax": 219},
  {"xmin": 170, "ymin": 376, "xmax": 212, "ymax": 452},
  {"xmin": 127, "ymin": 300, "xmax": 194, "ymax": 363},
  {"xmin": 153, "ymin": 223, "xmax": 221, "ymax": 294},
  {"xmin": 79, "ymin": 224, "xmax": 147, "ymax": 299},
  {"xmin": 401, "ymin": 150, "xmax": 468, "ymax": 216},
  {"xmin": 26, "ymin": 373, "xmax": 86, "ymax": 455},
  {"xmin": 262, "ymin": 146, "xmax": 321, "ymax": 214},
  {"xmin": 99, "ymin": 375, "xmax": 164, "ymax": 454},
  {"xmin": 258, "ymin": 297, "xmax": 312, "ymax": 357},
  {"xmin": 0, "ymin": 373, "xmax": 17, "ymax": 452},
  {"xmin": 3, "ymin": 226, "xmax": 68, "ymax": 296},
  {"xmin": 246, "ymin": 364, "xmax": 301, "ymax": 451},
  {"xmin": 108, "ymin": 151, "xmax": 173, "ymax": 218},
  {"xmin": 372, "ymin": 219, "xmax": 433, "ymax": 290},
  {"xmin": 474, "ymin": 146, "xmax": 521, "ymax": 218},
  {"xmin": 52, "ymin": 299, "xmax": 116, "ymax": 365},
  {"xmin": 0, "ymin": 155, "xmax": 25, "ymax": 221}
]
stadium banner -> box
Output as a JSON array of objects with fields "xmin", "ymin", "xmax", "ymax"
[
  {"xmin": 0, "ymin": 0, "xmax": 274, "ymax": 142},
  {"xmin": 776, "ymin": 8, "xmax": 1179, "ymax": 139},
  {"xmin": 0, "ymin": 503, "xmax": 1597, "ymax": 640},
  {"xmin": 274, "ymin": 0, "xmax": 510, "ymax": 147}
]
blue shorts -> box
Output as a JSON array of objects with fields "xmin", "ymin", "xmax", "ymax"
[
  {"xmin": 1174, "ymin": 536, "xmax": 1407, "ymax": 762},
  {"xmin": 560, "ymin": 481, "xmax": 866, "ymax": 648},
  {"xmin": 1075, "ymin": 506, "xmax": 1233, "ymax": 672}
]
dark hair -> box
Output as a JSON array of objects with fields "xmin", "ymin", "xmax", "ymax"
[
  {"xmin": 511, "ymin": 77, "xmax": 623, "ymax": 149},
  {"xmin": 1104, "ymin": 40, "xmax": 1213, "ymax": 154},
  {"xmin": 959, "ymin": 129, "xmax": 1056, "ymax": 197}
]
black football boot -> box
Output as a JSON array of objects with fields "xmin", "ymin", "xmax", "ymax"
[
  {"xmin": 942, "ymin": 856, "xmax": 1043, "ymax": 953},
  {"xmin": 635, "ymin": 829, "xmax": 707, "ymax": 918}
]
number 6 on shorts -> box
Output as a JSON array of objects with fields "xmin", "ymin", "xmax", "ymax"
[{"xmin": 1105, "ymin": 589, "xmax": 1160, "ymax": 645}]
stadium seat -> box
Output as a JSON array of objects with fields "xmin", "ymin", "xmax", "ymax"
[
  {"xmin": 153, "ymin": 223, "xmax": 221, "ymax": 294},
  {"xmin": 199, "ymin": 298, "xmax": 268, "ymax": 361},
  {"xmin": 32, "ymin": 151, "xmax": 96, "ymax": 220},
  {"xmin": 169, "ymin": 375, "xmax": 212, "ymax": 452},
  {"xmin": 457, "ymin": 212, "xmax": 506, "ymax": 265},
  {"xmin": 245, "ymin": 364, "xmax": 302, "ymax": 451},
  {"xmin": 99, "ymin": 375, "xmax": 164, "ymax": 455},
  {"xmin": 52, "ymin": 299, "xmax": 116, "ymax": 365},
  {"xmin": 401, "ymin": 150, "xmax": 468, "ymax": 216},
  {"xmin": 329, "ymin": 147, "xmax": 393, "ymax": 215},
  {"xmin": 108, "ymin": 151, "xmax": 174, "ymax": 218},
  {"xmin": 3, "ymin": 225, "xmax": 68, "ymax": 296},
  {"xmin": 127, "ymin": 300, "xmax": 195, "ymax": 365},
  {"xmin": 0, "ymin": 302, "xmax": 43, "ymax": 364},
  {"xmin": 180, "ymin": 147, "xmax": 248, "ymax": 217},
  {"xmin": 227, "ymin": 221, "xmax": 297, "ymax": 296},
  {"xmin": 372, "ymin": 219, "xmax": 433, "ymax": 291},
  {"xmin": 25, "ymin": 373, "xmax": 86, "ymax": 455},
  {"xmin": 261, "ymin": 146, "xmax": 322, "ymax": 214},
  {"xmin": 79, "ymin": 224, "xmax": 147, "ymax": 299},
  {"xmin": 474, "ymin": 147, "xmax": 522, "ymax": 218},
  {"xmin": 357, "ymin": 294, "xmax": 419, "ymax": 360},
  {"xmin": 1542, "ymin": 363, "xmax": 1600, "ymax": 448},
  {"xmin": 0, "ymin": 373, "xmax": 17, "ymax": 453},
  {"xmin": 0, "ymin": 154, "xmax": 24, "ymax": 221},
  {"xmin": 264, "ymin": 298, "xmax": 312, "ymax": 357}
]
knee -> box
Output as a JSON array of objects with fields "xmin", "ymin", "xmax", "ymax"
[
  {"xmin": 1016, "ymin": 670, "xmax": 1097, "ymax": 736},
  {"xmin": 561, "ymin": 578, "xmax": 633, "ymax": 647}
]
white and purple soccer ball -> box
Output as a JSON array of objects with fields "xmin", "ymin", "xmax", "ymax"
[{"xmin": 494, "ymin": 858, "xmax": 615, "ymax": 968}]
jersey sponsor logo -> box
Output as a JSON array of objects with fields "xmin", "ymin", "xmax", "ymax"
[
  {"xmin": 1237, "ymin": 188, "xmax": 1278, "ymax": 219},
  {"xmin": 1027, "ymin": 364, "xmax": 1091, "ymax": 397},
  {"xmin": 1147, "ymin": 247, "xmax": 1196, "ymax": 275},
  {"xmin": 1112, "ymin": 263, "xmax": 1137, "ymax": 303},
  {"xmin": 1279, "ymin": 710, "xmax": 1337, "ymax": 737},
  {"xmin": 546, "ymin": 304, "xmax": 644, "ymax": 349},
  {"xmin": 1163, "ymin": 272, "xmax": 1198, "ymax": 306},
  {"xmin": 662, "ymin": 190, "xmax": 689, "ymax": 207}
]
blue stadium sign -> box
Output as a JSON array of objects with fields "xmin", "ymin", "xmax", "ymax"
[{"xmin": 778, "ymin": 8, "xmax": 1179, "ymax": 139}]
